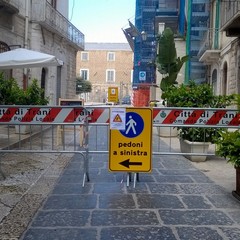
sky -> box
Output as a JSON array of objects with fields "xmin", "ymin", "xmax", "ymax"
[{"xmin": 68, "ymin": 0, "xmax": 136, "ymax": 43}]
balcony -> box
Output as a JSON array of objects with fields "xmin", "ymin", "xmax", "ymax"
[
  {"xmin": 31, "ymin": 0, "xmax": 84, "ymax": 50},
  {"xmin": 221, "ymin": 0, "xmax": 240, "ymax": 37},
  {"xmin": 198, "ymin": 29, "xmax": 220, "ymax": 65},
  {"xmin": 0, "ymin": 0, "xmax": 19, "ymax": 14}
]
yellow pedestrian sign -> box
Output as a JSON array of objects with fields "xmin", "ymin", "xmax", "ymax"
[{"xmin": 109, "ymin": 108, "xmax": 152, "ymax": 172}]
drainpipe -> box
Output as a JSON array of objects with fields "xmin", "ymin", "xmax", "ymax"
[
  {"xmin": 23, "ymin": 0, "xmax": 29, "ymax": 89},
  {"xmin": 184, "ymin": 0, "xmax": 192, "ymax": 84},
  {"xmin": 214, "ymin": 0, "xmax": 220, "ymax": 49}
]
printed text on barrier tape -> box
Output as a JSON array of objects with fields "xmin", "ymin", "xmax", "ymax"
[
  {"xmin": 153, "ymin": 109, "xmax": 240, "ymax": 126},
  {"xmin": 0, "ymin": 107, "xmax": 110, "ymax": 124}
]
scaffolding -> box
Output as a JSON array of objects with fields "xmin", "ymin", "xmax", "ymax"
[{"xmin": 185, "ymin": 0, "xmax": 210, "ymax": 84}]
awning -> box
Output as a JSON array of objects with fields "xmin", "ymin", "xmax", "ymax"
[{"xmin": 0, "ymin": 48, "xmax": 63, "ymax": 69}]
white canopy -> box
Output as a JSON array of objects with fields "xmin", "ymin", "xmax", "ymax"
[{"xmin": 0, "ymin": 48, "xmax": 63, "ymax": 69}]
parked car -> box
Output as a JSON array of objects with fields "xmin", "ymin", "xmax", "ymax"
[{"xmin": 121, "ymin": 95, "xmax": 131, "ymax": 105}]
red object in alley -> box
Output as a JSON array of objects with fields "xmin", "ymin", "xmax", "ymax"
[{"xmin": 132, "ymin": 85, "xmax": 150, "ymax": 107}]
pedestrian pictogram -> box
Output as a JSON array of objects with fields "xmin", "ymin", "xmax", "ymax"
[
  {"xmin": 126, "ymin": 115, "xmax": 136, "ymax": 134},
  {"xmin": 120, "ymin": 112, "xmax": 144, "ymax": 138},
  {"xmin": 109, "ymin": 108, "xmax": 152, "ymax": 172}
]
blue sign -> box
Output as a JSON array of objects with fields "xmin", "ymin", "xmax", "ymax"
[
  {"xmin": 120, "ymin": 112, "xmax": 144, "ymax": 138},
  {"xmin": 139, "ymin": 71, "xmax": 146, "ymax": 81}
]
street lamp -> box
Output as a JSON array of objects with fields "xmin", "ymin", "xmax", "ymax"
[{"xmin": 141, "ymin": 31, "xmax": 147, "ymax": 41}]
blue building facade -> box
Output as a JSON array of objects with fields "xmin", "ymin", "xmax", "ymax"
[
  {"xmin": 185, "ymin": 0, "xmax": 210, "ymax": 84},
  {"xmin": 133, "ymin": 0, "xmax": 158, "ymax": 88},
  {"xmin": 126, "ymin": 0, "xmax": 209, "ymax": 105}
]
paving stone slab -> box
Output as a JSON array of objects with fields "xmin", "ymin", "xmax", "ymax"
[
  {"xmin": 93, "ymin": 183, "xmax": 125, "ymax": 194},
  {"xmin": 100, "ymin": 226, "xmax": 176, "ymax": 240},
  {"xmin": 176, "ymin": 227, "xmax": 224, "ymax": 240},
  {"xmin": 137, "ymin": 194, "xmax": 184, "ymax": 209},
  {"xmin": 65, "ymin": 161, "xmax": 84, "ymax": 169},
  {"xmin": 31, "ymin": 210, "xmax": 90, "ymax": 227},
  {"xmin": 154, "ymin": 175, "xmax": 194, "ymax": 183},
  {"xmin": 206, "ymin": 194, "xmax": 240, "ymax": 209},
  {"xmin": 159, "ymin": 210, "xmax": 234, "ymax": 225},
  {"xmin": 22, "ymin": 228, "xmax": 97, "ymax": 240},
  {"xmin": 58, "ymin": 174, "xmax": 84, "ymax": 184},
  {"xmin": 227, "ymin": 210, "xmax": 240, "ymax": 224},
  {"xmin": 43, "ymin": 195, "xmax": 97, "ymax": 210},
  {"xmin": 219, "ymin": 227, "xmax": 240, "ymax": 240},
  {"xmin": 99, "ymin": 194, "xmax": 136, "ymax": 209},
  {"xmin": 125, "ymin": 183, "xmax": 150, "ymax": 193},
  {"xmin": 160, "ymin": 158, "xmax": 194, "ymax": 169},
  {"xmin": 179, "ymin": 183, "xmax": 226, "ymax": 194},
  {"xmin": 87, "ymin": 173, "xmax": 116, "ymax": 182},
  {"xmin": 148, "ymin": 183, "xmax": 182, "ymax": 194},
  {"xmin": 52, "ymin": 183, "xmax": 92, "ymax": 194},
  {"xmin": 180, "ymin": 195, "xmax": 213, "ymax": 209},
  {"xmin": 158, "ymin": 169, "xmax": 203, "ymax": 176},
  {"xmin": 61, "ymin": 168, "xmax": 84, "ymax": 175},
  {"xmin": 191, "ymin": 174, "xmax": 214, "ymax": 183},
  {"xmin": 91, "ymin": 210, "xmax": 159, "ymax": 226}
]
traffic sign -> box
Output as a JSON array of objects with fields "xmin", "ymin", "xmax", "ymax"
[
  {"xmin": 109, "ymin": 108, "xmax": 152, "ymax": 172},
  {"xmin": 108, "ymin": 87, "xmax": 118, "ymax": 103},
  {"xmin": 139, "ymin": 71, "xmax": 146, "ymax": 81}
]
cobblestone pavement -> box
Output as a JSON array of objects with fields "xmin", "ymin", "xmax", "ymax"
[
  {"xmin": 15, "ymin": 127, "xmax": 240, "ymax": 240},
  {"xmin": 0, "ymin": 126, "xmax": 73, "ymax": 240}
]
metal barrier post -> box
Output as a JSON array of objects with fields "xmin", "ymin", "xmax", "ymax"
[{"xmin": 82, "ymin": 110, "xmax": 90, "ymax": 187}]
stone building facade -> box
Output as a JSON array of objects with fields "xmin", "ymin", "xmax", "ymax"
[
  {"xmin": 76, "ymin": 43, "xmax": 133, "ymax": 103},
  {"xmin": 0, "ymin": 0, "xmax": 84, "ymax": 105},
  {"xmin": 199, "ymin": 0, "xmax": 240, "ymax": 97}
]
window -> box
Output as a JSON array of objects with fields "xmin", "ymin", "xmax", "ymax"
[
  {"xmin": 107, "ymin": 52, "xmax": 115, "ymax": 61},
  {"xmin": 212, "ymin": 69, "xmax": 217, "ymax": 95},
  {"xmin": 81, "ymin": 52, "xmax": 89, "ymax": 61},
  {"xmin": 106, "ymin": 69, "xmax": 115, "ymax": 82},
  {"xmin": 192, "ymin": 3, "xmax": 205, "ymax": 12},
  {"xmin": 80, "ymin": 69, "xmax": 89, "ymax": 80}
]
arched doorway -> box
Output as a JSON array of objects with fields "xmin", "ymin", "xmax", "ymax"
[{"xmin": 222, "ymin": 62, "xmax": 228, "ymax": 95}]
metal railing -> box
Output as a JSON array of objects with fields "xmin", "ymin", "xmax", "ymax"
[
  {"xmin": 0, "ymin": 106, "xmax": 239, "ymax": 186},
  {"xmin": 31, "ymin": 0, "xmax": 84, "ymax": 49},
  {"xmin": 0, "ymin": 106, "xmax": 90, "ymax": 185}
]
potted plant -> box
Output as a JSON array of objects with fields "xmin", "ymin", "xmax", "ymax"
[
  {"xmin": 156, "ymin": 27, "xmax": 188, "ymax": 92},
  {"xmin": 0, "ymin": 73, "xmax": 49, "ymax": 133},
  {"xmin": 215, "ymin": 95, "xmax": 240, "ymax": 200},
  {"xmin": 155, "ymin": 27, "xmax": 188, "ymax": 137},
  {"xmin": 162, "ymin": 80, "xmax": 235, "ymax": 161}
]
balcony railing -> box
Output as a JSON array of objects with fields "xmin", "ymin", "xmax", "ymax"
[
  {"xmin": 198, "ymin": 29, "xmax": 213, "ymax": 57},
  {"xmin": 198, "ymin": 29, "xmax": 220, "ymax": 64},
  {"xmin": 221, "ymin": 0, "xmax": 240, "ymax": 30},
  {"xmin": 31, "ymin": 0, "xmax": 84, "ymax": 50}
]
